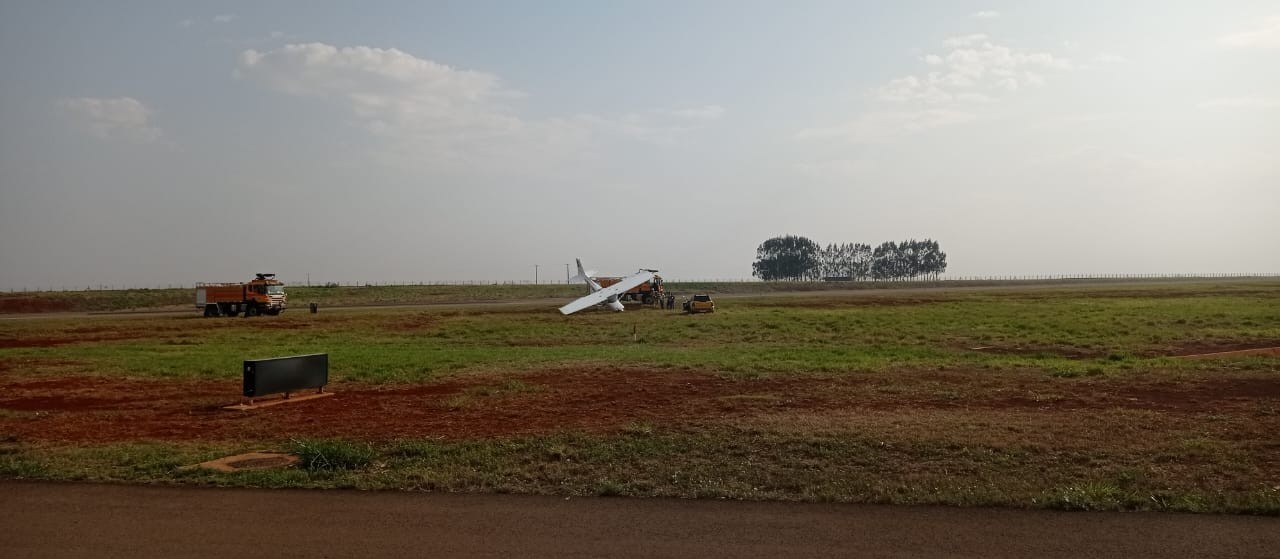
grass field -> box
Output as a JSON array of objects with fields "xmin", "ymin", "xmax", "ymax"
[
  {"xmin": 1, "ymin": 276, "xmax": 1261, "ymax": 314},
  {"xmin": 1, "ymin": 279, "xmax": 1278, "ymax": 513}
]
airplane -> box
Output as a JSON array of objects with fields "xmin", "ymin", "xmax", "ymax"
[{"xmin": 558, "ymin": 258, "xmax": 657, "ymax": 315}]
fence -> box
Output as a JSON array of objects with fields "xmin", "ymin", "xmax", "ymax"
[{"xmin": 3, "ymin": 272, "xmax": 1279, "ymax": 293}]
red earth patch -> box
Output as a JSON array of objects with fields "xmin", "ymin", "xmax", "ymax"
[{"xmin": 1, "ymin": 367, "xmax": 1277, "ymax": 444}]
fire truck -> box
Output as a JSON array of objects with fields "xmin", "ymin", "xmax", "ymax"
[
  {"xmin": 593, "ymin": 274, "xmax": 665, "ymax": 304},
  {"xmin": 196, "ymin": 273, "xmax": 287, "ymax": 317}
]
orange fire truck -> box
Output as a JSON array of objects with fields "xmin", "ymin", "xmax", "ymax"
[
  {"xmin": 196, "ymin": 273, "xmax": 287, "ymax": 317},
  {"xmin": 593, "ymin": 274, "xmax": 665, "ymax": 304}
]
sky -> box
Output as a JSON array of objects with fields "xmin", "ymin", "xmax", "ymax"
[{"xmin": 0, "ymin": 1, "xmax": 1277, "ymax": 289}]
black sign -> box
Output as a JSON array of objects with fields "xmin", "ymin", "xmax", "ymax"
[{"xmin": 243, "ymin": 354, "xmax": 328, "ymax": 397}]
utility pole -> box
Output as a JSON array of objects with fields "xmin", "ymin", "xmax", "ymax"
[
  {"xmin": 306, "ymin": 273, "xmax": 310, "ymax": 287},
  {"xmin": 534, "ymin": 264, "xmax": 539, "ymax": 284},
  {"xmin": 565, "ymin": 263, "xmax": 570, "ymax": 284}
]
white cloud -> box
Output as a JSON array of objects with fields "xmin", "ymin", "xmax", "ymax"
[
  {"xmin": 236, "ymin": 43, "xmax": 723, "ymax": 165},
  {"xmin": 56, "ymin": 96, "xmax": 162, "ymax": 143},
  {"xmin": 177, "ymin": 19, "xmax": 193, "ymax": 28},
  {"xmin": 1198, "ymin": 97, "xmax": 1280, "ymax": 110},
  {"xmin": 564, "ymin": 105, "xmax": 728, "ymax": 146},
  {"xmin": 877, "ymin": 75, "xmax": 954, "ymax": 104},
  {"xmin": 971, "ymin": 11, "xmax": 1000, "ymax": 20},
  {"xmin": 943, "ymin": 34, "xmax": 990, "ymax": 48},
  {"xmin": 213, "ymin": 14, "xmax": 236, "ymax": 24},
  {"xmin": 877, "ymin": 35, "xmax": 1070, "ymax": 104},
  {"xmin": 237, "ymin": 42, "xmax": 524, "ymax": 149},
  {"xmin": 803, "ymin": 33, "xmax": 1067, "ymax": 147},
  {"xmin": 796, "ymin": 109, "xmax": 976, "ymax": 143},
  {"xmin": 660, "ymin": 105, "xmax": 726, "ymax": 120},
  {"xmin": 1094, "ymin": 53, "xmax": 1128, "ymax": 64},
  {"xmin": 1219, "ymin": 16, "xmax": 1280, "ymax": 49}
]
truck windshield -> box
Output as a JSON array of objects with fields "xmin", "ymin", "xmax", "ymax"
[{"xmin": 267, "ymin": 285, "xmax": 284, "ymax": 294}]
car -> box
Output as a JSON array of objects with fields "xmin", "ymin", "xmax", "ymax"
[{"xmin": 683, "ymin": 294, "xmax": 715, "ymax": 313}]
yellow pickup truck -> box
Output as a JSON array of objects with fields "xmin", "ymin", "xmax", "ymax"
[{"xmin": 683, "ymin": 294, "xmax": 716, "ymax": 314}]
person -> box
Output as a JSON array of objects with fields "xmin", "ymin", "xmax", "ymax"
[{"xmin": 667, "ymin": 294, "xmax": 675, "ymax": 310}]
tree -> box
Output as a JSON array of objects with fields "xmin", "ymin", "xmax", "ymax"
[
  {"xmin": 850, "ymin": 243, "xmax": 873, "ymax": 280},
  {"xmin": 752, "ymin": 235, "xmax": 822, "ymax": 281},
  {"xmin": 899, "ymin": 239, "xmax": 921, "ymax": 279},
  {"xmin": 753, "ymin": 236, "xmax": 946, "ymax": 281},
  {"xmin": 871, "ymin": 241, "xmax": 898, "ymax": 280},
  {"xmin": 920, "ymin": 239, "xmax": 947, "ymax": 279},
  {"xmin": 820, "ymin": 243, "xmax": 840, "ymax": 278}
]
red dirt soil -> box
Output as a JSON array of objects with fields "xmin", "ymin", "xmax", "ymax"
[
  {"xmin": 968, "ymin": 340, "xmax": 1280, "ymax": 360},
  {"xmin": 0, "ymin": 297, "xmax": 74, "ymax": 314},
  {"xmin": 1, "ymin": 367, "xmax": 1278, "ymax": 444},
  {"xmin": 0, "ymin": 332, "xmax": 151, "ymax": 349},
  {"xmin": 1172, "ymin": 344, "xmax": 1280, "ymax": 358}
]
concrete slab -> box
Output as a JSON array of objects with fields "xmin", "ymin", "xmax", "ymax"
[
  {"xmin": 188, "ymin": 452, "xmax": 300, "ymax": 473},
  {"xmin": 222, "ymin": 391, "xmax": 334, "ymax": 411}
]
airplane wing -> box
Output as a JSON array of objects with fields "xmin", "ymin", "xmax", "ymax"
[{"xmin": 558, "ymin": 270, "xmax": 655, "ymax": 315}]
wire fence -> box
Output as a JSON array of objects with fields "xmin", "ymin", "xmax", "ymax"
[{"xmin": 3, "ymin": 272, "xmax": 1278, "ymax": 293}]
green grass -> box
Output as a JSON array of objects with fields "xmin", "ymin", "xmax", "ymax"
[
  {"xmin": 4, "ymin": 276, "xmax": 1273, "ymax": 314},
  {"xmin": 3, "ymin": 430, "xmax": 1277, "ymax": 513},
  {"xmin": 1, "ymin": 279, "xmax": 1278, "ymax": 514},
  {"xmin": 3, "ymin": 280, "xmax": 1278, "ymax": 382},
  {"xmin": 291, "ymin": 439, "xmax": 378, "ymax": 471}
]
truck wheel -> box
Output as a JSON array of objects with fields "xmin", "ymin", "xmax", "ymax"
[
  {"xmin": 224, "ymin": 304, "xmax": 238, "ymax": 318},
  {"xmin": 642, "ymin": 294, "xmax": 653, "ymax": 305},
  {"xmin": 245, "ymin": 305, "xmax": 259, "ymax": 317}
]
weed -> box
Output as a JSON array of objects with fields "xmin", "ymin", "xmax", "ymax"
[
  {"xmin": 292, "ymin": 439, "xmax": 377, "ymax": 471},
  {"xmin": 0, "ymin": 455, "xmax": 48, "ymax": 478},
  {"xmin": 1042, "ymin": 481, "xmax": 1131, "ymax": 511},
  {"xmin": 623, "ymin": 421, "xmax": 656, "ymax": 436},
  {"xmin": 388, "ymin": 439, "xmax": 444, "ymax": 460},
  {"xmin": 595, "ymin": 480, "xmax": 625, "ymax": 496}
]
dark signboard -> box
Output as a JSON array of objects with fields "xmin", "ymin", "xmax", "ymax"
[{"xmin": 243, "ymin": 353, "xmax": 328, "ymax": 397}]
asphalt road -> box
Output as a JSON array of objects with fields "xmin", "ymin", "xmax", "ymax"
[{"xmin": 2, "ymin": 482, "xmax": 1277, "ymax": 558}]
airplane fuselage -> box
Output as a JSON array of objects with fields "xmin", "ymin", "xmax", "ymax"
[
  {"xmin": 585, "ymin": 277, "xmax": 626, "ymax": 312},
  {"xmin": 559, "ymin": 258, "xmax": 655, "ymax": 315}
]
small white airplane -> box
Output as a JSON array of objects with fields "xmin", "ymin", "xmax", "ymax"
[{"xmin": 559, "ymin": 258, "xmax": 657, "ymax": 315}]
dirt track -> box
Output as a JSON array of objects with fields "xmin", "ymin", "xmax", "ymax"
[
  {"xmin": 2, "ymin": 367, "xmax": 1277, "ymax": 443},
  {"xmin": 1, "ymin": 482, "xmax": 1276, "ymax": 558}
]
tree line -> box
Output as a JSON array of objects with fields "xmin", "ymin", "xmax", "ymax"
[{"xmin": 751, "ymin": 235, "xmax": 948, "ymax": 281}]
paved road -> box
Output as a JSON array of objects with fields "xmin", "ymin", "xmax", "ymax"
[{"xmin": 2, "ymin": 482, "xmax": 1276, "ymax": 558}]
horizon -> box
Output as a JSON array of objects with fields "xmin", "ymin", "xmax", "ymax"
[{"xmin": 6, "ymin": 271, "xmax": 1279, "ymax": 293}]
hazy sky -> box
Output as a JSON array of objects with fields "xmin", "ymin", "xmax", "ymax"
[{"xmin": 1, "ymin": 1, "xmax": 1277, "ymax": 289}]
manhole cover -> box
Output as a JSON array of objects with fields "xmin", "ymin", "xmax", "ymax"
[{"xmin": 188, "ymin": 452, "xmax": 301, "ymax": 473}]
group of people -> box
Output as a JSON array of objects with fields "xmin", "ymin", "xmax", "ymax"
[{"xmin": 652, "ymin": 292, "xmax": 677, "ymax": 310}]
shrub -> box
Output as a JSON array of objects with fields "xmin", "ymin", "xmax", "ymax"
[{"xmin": 291, "ymin": 439, "xmax": 376, "ymax": 471}]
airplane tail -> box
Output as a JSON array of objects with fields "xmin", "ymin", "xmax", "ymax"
[{"xmin": 569, "ymin": 258, "xmax": 592, "ymax": 285}]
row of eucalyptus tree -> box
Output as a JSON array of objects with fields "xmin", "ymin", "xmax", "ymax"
[{"xmin": 751, "ymin": 236, "xmax": 947, "ymax": 281}]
